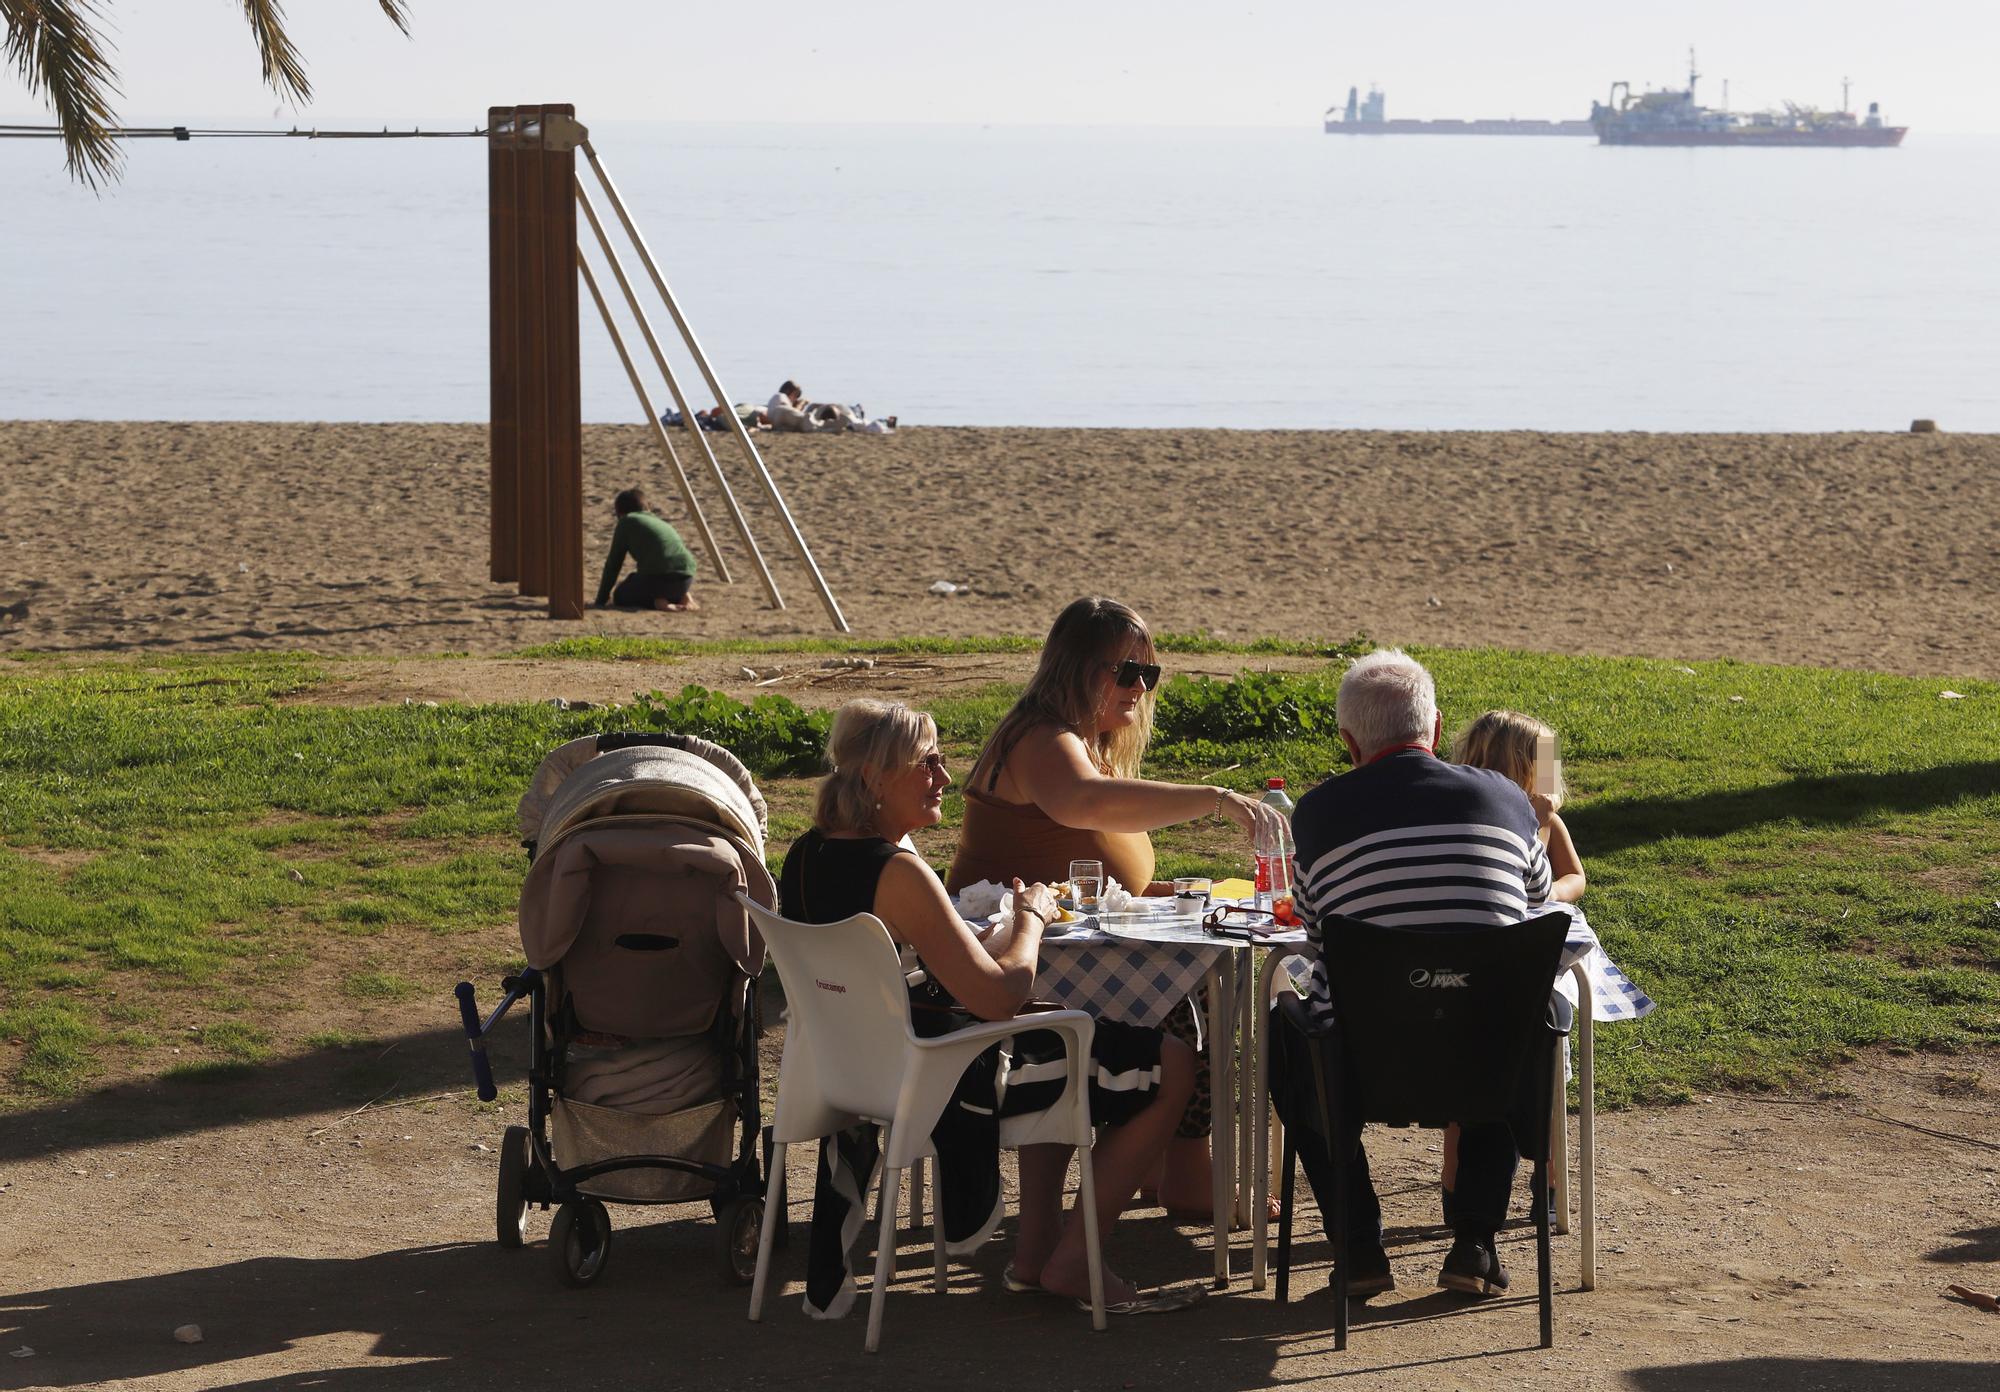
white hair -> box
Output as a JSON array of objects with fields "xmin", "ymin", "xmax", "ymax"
[{"xmin": 1336, "ymin": 649, "xmax": 1437, "ymax": 759}]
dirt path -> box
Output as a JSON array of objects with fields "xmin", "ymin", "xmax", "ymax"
[{"xmin": 3, "ymin": 1016, "xmax": 1995, "ymax": 1390}]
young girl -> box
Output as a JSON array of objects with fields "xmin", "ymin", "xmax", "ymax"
[
  {"xmin": 1438, "ymin": 710, "xmax": 1586, "ymax": 1222},
  {"xmin": 1453, "ymin": 709, "xmax": 1585, "ymax": 903}
]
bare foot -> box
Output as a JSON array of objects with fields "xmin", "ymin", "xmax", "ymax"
[{"xmin": 1037, "ymin": 1249, "xmax": 1137, "ymax": 1307}]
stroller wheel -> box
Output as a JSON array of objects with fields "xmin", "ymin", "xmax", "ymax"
[
  {"xmin": 715, "ymin": 1196, "xmax": 763, "ymax": 1287},
  {"xmin": 550, "ymin": 1199, "xmax": 611, "ymax": 1287},
  {"xmin": 496, "ymin": 1125, "xmax": 532, "ymax": 1249}
]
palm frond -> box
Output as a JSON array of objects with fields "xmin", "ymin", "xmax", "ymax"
[
  {"xmin": 2, "ymin": 0, "xmax": 125, "ymax": 187},
  {"xmin": 237, "ymin": 0, "xmax": 311, "ymax": 103},
  {"xmin": 8, "ymin": 1, "xmax": 415, "ymax": 187}
]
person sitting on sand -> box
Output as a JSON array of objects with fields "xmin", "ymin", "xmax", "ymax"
[
  {"xmin": 767, "ymin": 380, "xmax": 840, "ymax": 433},
  {"xmin": 767, "ymin": 380, "xmax": 896, "ymax": 434},
  {"xmin": 782, "ymin": 699, "xmax": 1204, "ymax": 1317},
  {"xmin": 945, "ymin": 596, "xmax": 1288, "ymax": 1220},
  {"xmin": 592, "ymin": 488, "xmax": 699, "ymax": 613}
]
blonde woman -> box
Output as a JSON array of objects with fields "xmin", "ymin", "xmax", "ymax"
[
  {"xmin": 946, "ymin": 597, "xmax": 1287, "ymax": 1217},
  {"xmin": 779, "ymin": 699, "xmax": 1203, "ymax": 1316}
]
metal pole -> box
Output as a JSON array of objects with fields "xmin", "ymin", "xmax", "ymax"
[
  {"xmin": 573, "ymin": 180, "xmax": 782, "ymax": 605},
  {"xmin": 578, "ymin": 140, "xmax": 851, "ymax": 632},
  {"xmin": 576, "ymin": 254, "xmax": 730, "ymax": 580}
]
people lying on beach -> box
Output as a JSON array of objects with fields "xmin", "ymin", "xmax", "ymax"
[
  {"xmin": 944, "ymin": 596, "xmax": 1287, "ymax": 1220},
  {"xmin": 591, "ymin": 487, "xmax": 700, "ymax": 613},
  {"xmin": 767, "ymin": 380, "xmax": 897, "ymax": 434},
  {"xmin": 1435, "ymin": 709, "xmax": 1587, "ymax": 1227},
  {"xmin": 688, "ymin": 403, "xmax": 772, "ymax": 432},
  {"xmin": 781, "ymin": 699, "xmax": 1204, "ymax": 1315}
]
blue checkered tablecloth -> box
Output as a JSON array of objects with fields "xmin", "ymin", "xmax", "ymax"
[
  {"xmin": 1032, "ymin": 935, "xmax": 1224, "ymax": 1029},
  {"xmin": 1550, "ymin": 902, "xmax": 1656, "ymax": 1022}
]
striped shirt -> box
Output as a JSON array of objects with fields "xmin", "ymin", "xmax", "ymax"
[{"xmin": 1293, "ymin": 750, "xmax": 1551, "ymax": 1023}]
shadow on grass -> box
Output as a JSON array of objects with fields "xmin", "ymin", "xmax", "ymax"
[
  {"xmin": 0, "ymin": 1017, "xmax": 529, "ymax": 1165},
  {"xmin": 1626, "ymin": 1359, "xmax": 2000, "ymax": 1392},
  {"xmin": 1569, "ymin": 762, "xmax": 2000, "ymax": 858}
]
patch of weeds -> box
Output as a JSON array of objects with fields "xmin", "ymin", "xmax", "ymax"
[{"xmin": 342, "ymin": 970, "xmax": 420, "ymax": 1002}]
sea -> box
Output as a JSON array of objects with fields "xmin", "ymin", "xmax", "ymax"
[{"xmin": 5, "ymin": 121, "xmax": 1998, "ymax": 431}]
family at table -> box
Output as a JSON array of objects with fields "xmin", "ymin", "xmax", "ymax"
[{"xmin": 775, "ymin": 595, "xmax": 1647, "ymax": 1319}]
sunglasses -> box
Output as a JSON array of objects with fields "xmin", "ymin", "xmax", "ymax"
[
  {"xmin": 911, "ymin": 751, "xmax": 947, "ymax": 776},
  {"xmin": 1202, "ymin": 904, "xmax": 1278, "ymax": 939},
  {"xmin": 1110, "ymin": 659, "xmax": 1163, "ymax": 691}
]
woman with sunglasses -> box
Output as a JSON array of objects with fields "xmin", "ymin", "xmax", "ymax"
[{"xmin": 946, "ymin": 596, "xmax": 1287, "ymax": 1216}]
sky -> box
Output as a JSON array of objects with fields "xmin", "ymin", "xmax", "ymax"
[{"xmin": 4, "ymin": 1, "xmax": 1997, "ymax": 134}]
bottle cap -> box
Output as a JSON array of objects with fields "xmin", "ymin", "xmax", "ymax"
[{"xmin": 1267, "ymin": 777, "xmax": 1284, "ymax": 789}]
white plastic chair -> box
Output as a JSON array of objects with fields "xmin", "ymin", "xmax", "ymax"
[{"xmin": 738, "ymin": 895, "xmax": 1107, "ymax": 1350}]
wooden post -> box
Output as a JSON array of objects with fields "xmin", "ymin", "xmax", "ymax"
[
  {"xmin": 486, "ymin": 109, "xmax": 519, "ymax": 583},
  {"xmin": 540, "ymin": 106, "xmax": 584, "ymax": 621},
  {"xmin": 514, "ymin": 106, "xmax": 550, "ymax": 599}
]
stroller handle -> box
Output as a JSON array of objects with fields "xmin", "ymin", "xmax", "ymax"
[{"xmin": 454, "ymin": 980, "xmax": 498, "ymax": 1101}]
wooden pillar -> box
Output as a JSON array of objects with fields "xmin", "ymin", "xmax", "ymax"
[
  {"xmin": 541, "ymin": 106, "xmax": 584, "ymax": 621},
  {"xmin": 486, "ymin": 109, "xmax": 519, "ymax": 583},
  {"xmin": 514, "ymin": 105, "xmax": 550, "ymax": 599},
  {"xmin": 488, "ymin": 103, "xmax": 585, "ymax": 619}
]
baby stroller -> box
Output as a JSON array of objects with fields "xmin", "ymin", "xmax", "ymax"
[{"xmin": 454, "ymin": 732, "xmax": 779, "ymax": 1288}]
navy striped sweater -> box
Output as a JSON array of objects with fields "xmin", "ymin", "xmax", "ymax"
[{"xmin": 1293, "ymin": 749, "xmax": 1551, "ymax": 1022}]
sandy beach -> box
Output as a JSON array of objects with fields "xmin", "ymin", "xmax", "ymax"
[{"xmin": 1, "ymin": 421, "xmax": 1995, "ymax": 676}]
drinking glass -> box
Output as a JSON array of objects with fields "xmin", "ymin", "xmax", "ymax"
[
  {"xmin": 1069, "ymin": 859, "xmax": 1104, "ymax": 914},
  {"xmin": 1172, "ymin": 875, "xmax": 1213, "ymax": 915}
]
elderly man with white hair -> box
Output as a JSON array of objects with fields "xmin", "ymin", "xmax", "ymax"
[{"xmin": 1270, "ymin": 648, "xmax": 1553, "ymax": 1302}]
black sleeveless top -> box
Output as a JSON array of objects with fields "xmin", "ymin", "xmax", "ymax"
[{"xmin": 778, "ymin": 829, "xmax": 907, "ymax": 926}]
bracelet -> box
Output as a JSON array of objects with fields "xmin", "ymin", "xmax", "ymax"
[{"xmin": 1212, "ymin": 787, "xmax": 1228, "ymax": 822}]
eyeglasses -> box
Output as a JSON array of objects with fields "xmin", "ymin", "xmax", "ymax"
[
  {"xmin": 911, "ymin": 751, "xmax": 947, "ymax": 776},
  {"xmin": 1110, "ymin": 659, "xmax": 1162, "ymax": 691},
  {"xmin": 1202, "ymin": 904, "xmax": 1278, "ymax": 939}
]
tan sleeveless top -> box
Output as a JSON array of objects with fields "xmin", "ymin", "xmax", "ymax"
[{"xmin": 945, "ymin": 786, "xmax": 1155, "ymax": 895}]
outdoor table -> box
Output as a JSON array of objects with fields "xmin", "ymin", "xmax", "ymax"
[
  {"xmin": 953, "ymin": 893, "xmax": 1653, "ymax": 1292},
  {"xmin": 1027, "ymin": 896, "xmax": 1299, "ymax": 1288}
]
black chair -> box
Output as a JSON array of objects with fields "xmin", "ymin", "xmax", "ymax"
[{"xmin": 1273, "ymin": 911, "xmax": 1571, "ymax": 1350}]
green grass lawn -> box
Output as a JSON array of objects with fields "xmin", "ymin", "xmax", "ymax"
[{"xmin": 1, "ymin": 642, "xmax": 1995, "ymax": 1109}]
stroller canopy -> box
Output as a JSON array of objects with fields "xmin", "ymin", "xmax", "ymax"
[
  {"xmin": 519, "ymin": 733, "xmax": 768, "ymax": 857},
  {"xmin": 517, "ymin": 734, "xmax": 776, "ymax": 1036}
]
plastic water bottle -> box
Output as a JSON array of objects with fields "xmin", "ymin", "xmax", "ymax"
[{"xmin": 1253, "ymin": 778, "xmax": 1297, "ymax": 919}]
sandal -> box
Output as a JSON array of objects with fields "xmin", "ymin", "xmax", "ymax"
[
  {"xmin": 1077, "ymin": 1283, "xmax": 1208, "ymax": 1316},
  {"xmin": 1001, "ymin": 1268, "xmax": 1043, "ymax": 1294}
]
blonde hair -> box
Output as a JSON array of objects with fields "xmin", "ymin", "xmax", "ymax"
[
  {"xmin": 975, "ymin": 597, "xmax": 1156, "ymax": 784},
  {"xmin": 814, "ymin": 700, "xmax": 938, "ymax": 836},
  {"xmin": 1452, "ymin": 709, "xmax": 1565, "ymax": 800}
]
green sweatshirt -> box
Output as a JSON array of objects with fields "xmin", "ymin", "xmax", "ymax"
[{"xmin": 595, "ymin": 510, "xmax": 697, "ymax": 606}]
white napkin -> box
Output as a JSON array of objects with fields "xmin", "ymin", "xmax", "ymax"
[
  {"xmin": 955, "ymin": 879, "xmax": 1007, "ymax": 918},
  {"xmin": 1100, "ymin": 878, "xmax": 1134, "ymax": 914}
]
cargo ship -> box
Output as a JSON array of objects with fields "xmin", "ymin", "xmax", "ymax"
[
  {"xmin": 1591, "ymin": 53, "xmax": 1906, "ymax": 146},
  {"xmin": 1323, "ymin": 86, "xmax": 1593, "ymax": 136}
]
